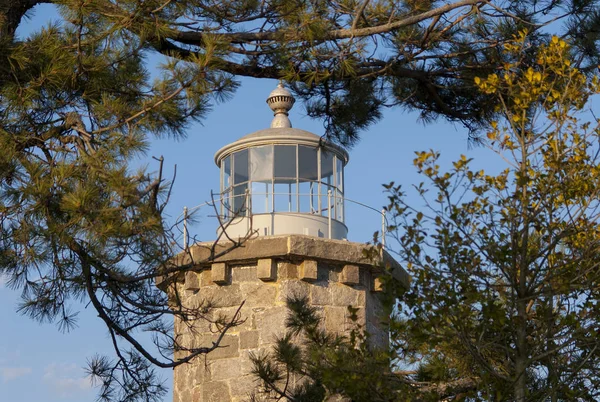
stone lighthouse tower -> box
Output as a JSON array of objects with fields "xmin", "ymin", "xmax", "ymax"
[{"xmin": 159, "ymin": 84, "xmax": 409, "ymax": 402}]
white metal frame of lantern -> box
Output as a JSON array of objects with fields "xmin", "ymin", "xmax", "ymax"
[
  {"xmin": 179, "ymin": 195, "xmax": 387, "ymax": 251},
  {"xmin": 213, "ymin": 127, "xmax": 349, "ymax": 240}
]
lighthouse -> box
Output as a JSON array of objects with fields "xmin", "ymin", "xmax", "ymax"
[
  {"xmin": 159, "ymin": 84, "xmax": 409, "ymax": 402},
  {"xmin": 214, "ymin": 83, "xmax": 348, "ymax": 240}
]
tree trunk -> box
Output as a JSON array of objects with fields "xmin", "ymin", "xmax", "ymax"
[{"xmin": 514, "ymin": 305, "xmax": 528, "ymax": 402}]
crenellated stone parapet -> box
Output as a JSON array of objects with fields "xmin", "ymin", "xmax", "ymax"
[{"xmin": 158, "ymin": 235, "xmax": 408, "ymax": 402}]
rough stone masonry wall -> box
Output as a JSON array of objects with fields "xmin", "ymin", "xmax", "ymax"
[{"xmin": 171, "ymin": 257, "xmax": 387, "ymax": 402}]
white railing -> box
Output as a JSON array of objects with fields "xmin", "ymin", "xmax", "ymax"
[{"xmin": 174, "ymin": 192, "xmax": 387, "ymax": 250}]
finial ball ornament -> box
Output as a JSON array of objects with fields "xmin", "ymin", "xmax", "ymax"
[{"xmin": 267, "ymin": 82, "xmax": 295, "ymax": 128}]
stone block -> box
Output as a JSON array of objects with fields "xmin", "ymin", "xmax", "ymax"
[
  {"xmin": 256, "ymin": 306, "xmax": 288, "ymax": 344},
  {"xmin": 228, "ymin": 374, "xmax": 257, "ymax": 398},
  {"xmin": 344, "ymin": 307, "xmax": 365, "ymax": 331},
  {"xmin": 299, "ymin": 260, "xmax": 318, "ymax": 282},
  {"xmin": 185, "ymin": 271, "xmax": 201, "ymax": 291},
  {"xmin": 200, "ymin": 269, "xmax": 213, "ymax": 286},
  {"xmin": 278, "ymin": 262, "xmax": 298, "ymax": 279},
  {"xmin": 257, "ymin": 258, "xmax": 276, "ymax": 281},
  {"xmin": 192, "ymin": 387, "xmax": 201, "ymax": 402},
  {"xmin": 211, "ymin": 262, "xmax": 229, "ymax": 285},
  {"xmin": 198, "ymin": 283, "xmax": 243, "ymax": 308},
  {"xmin": 324, "ymin": 306, "xmax": 346, "ymax": 332},
  {"xmin": 202, "ymin": 381, "xmax": 231, "ymax": 402},
  {"xmin": 206, "ymin": 305, "xmax": 253, "ymax": 333},
  {"xmin": 340, "ymin": 264, "xmax": 360, "ymax": 285},
  {"xmin": 208, "ymin": 358, "xmax": 241, "ymax": 381},
  {"xmin": 179, "ymin": 389, "xmax": 192, "ymax": 402},
  {"xmin": 239, "ymin": 331, "xmax": 259, "ymax": 349},
  {"xmin": 240, "ymin": 282, "xmax": 277, "ymax": 307},
  {"xmin": 231, "ymin": 266, "xmax": 257, "ymax": 282},
  {"xmin": 238, "ymin": 350, "xmax": 256, "ymax": 373},
  {"xmin": 277, "ymin": 280, "xmax": 310, "ymax": 302},
  {"xmin": 203, "ymin": 334, "xmax": 240, "ymax": 360},
  {"xmin": 175, "ymin": 367, "xmax": 189, "ymax": 397},
  {"xmin": 331, "ymin": 283, "xmax": 359, "ymax": 307},
  {"xmin": 311, "ymin": 284, "xmax": 332, "ymax": 305},
  {"xmin": 372, "ymin": 276, "xmax": 384, "ymax": 292}
]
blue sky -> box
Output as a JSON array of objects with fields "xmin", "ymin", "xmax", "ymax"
[{"xmin": 0, "ymin": 4, "xmax": 506, "ymax": 402}]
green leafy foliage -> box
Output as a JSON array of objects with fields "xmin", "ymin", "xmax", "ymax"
[
  {"xmin": 3, "ymin": 1, "xmax": 600, "ymax": 144},
  {"xmin": 387, "ymin": 34, "xmax": 600, "ymax": 401},
  {"xmin": 0, "ymin": 2, "xmax": 241, "ymax": 401},
  {"xmin": 253, "ymin": 34, "xmax": 600, "ymax": 401}
]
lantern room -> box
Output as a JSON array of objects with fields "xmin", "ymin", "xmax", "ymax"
[{"xmin": 214, "ymin": 83, "xmax": 349, "ymax": 240}]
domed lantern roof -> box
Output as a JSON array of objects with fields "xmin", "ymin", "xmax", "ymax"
[{"xmin": 214, "ymin": 83, "xmax": 349, "ymax": 240}]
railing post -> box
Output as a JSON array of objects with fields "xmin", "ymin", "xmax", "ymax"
[
  {"xmin": 245, "ymin": 189, "xmax": 250, "ymax": 233},
  {"xmin": 381, "ymin": 208, "xmax": 386, "ymax": 249},
  {"xmin": 183, "ymin": 206, "xmax": 189, "ymax": 251},
  {"xmin": 328, "ymin": 189, "xmax": 332, "ymax": 239}
]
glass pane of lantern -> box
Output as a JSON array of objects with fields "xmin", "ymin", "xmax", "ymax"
[
  {"xmin": 251, "ymin": 181, "xmax": 271, "ymax": 214},
  {"xmin": 250, "ymin": 146, "xmax": 273, "ymax": 181},
  {"xmin": 274, "ymin": 145, "xmax": 296, "ymax": 179},
  {"xmin": 274, "ymin": 183, "xmax": 295, "ymax": 212},
  {"xmin": 299, "ymin": 180, "xmax": 318, "ymax": 213},
  {"xmin": 336, "ymin": 156, "xmax": 343, "ymax": 192},
  {"xmin": 233, "ymin": 183, "xmax": 248, "ymax": 215},
  {"xmin": 222, "ymin": 155, "xmax": 231, "ymax": 190},
  {"xmin": 233, "ymin": 149, "xmax": 249, "ymax": 184},
  {"xmin": 298, "ymin": 146, "xmax": 318, "ymax": 181},
  {"xmin": 320, "ymin": 184, "xmax": 334, "ymax": 217},
  {"xmin": 321, "ymin": 151, "xmax": 334, "ymax": 185},
  {"xmin": 221, "ymin": 188, "xmax": 231, "ymax": 218}
]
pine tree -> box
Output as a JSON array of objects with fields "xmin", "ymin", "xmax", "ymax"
[
  {"xmin": 2, "ymin": 1, "xmax": 600, "ymax": 144},
  {"xmin": 2, "ymin": 1, "xmax": 600, "ymax": 400}
]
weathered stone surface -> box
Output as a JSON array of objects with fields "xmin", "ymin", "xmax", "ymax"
[
  {"xmin": 185, "ymin": 271, "xmax": 201, "ymax": 290},
  {"xmin": 179, "ymin": 388, "xmax": 192, "ymax": 402},
  {"xmin": 255, "ymin": 306, "xmax": 288, "ymax": 345},
  {"xmin": 231, "ymin": 266, "xmax": 257, "ymax": 282},
  {"xmin": 344, "ymin": 307, "xmax": 365, "ymax": 331},
  {"xmin": 238, "ymin": 350, "xmax": 257, "ymax": 374},
  {"xmin": 202, "ymin": 381, "xmax": 231, "ymax": 402},
  {"xmin": 278, "ymin": 262, "xmax": 298, "ymax": 279},
  {"xmin": 200, "ymin": 269, "xmax": 214, "ymax": 286},
  {"xmin": 257, "ymin": 258, "xmax": 277, "ymax": 281},
  {"xmin": 212, "ymin": 262, "xmax": 229, "ymax": 285},
  {"xmin": 239, "ymin": 331, "xmax": 259, "ymax": 349},
  {"xmin": 161, "ymin": 235, "xmax": 410, "ymax": 291},
  {"xmin": 331, "ymin": 283, "xmax": 359, "ymax": 307},
  {"xmin": 192, "ymin": 387, "xmax": 201, "ymax": 402},
  {"xmin": 324, "ymin": 306, "xmax": 346, "ymax": 332},
  {"xmin": 209, "ymin": 358, "xmax": 242, "ymax": 381},
  {"xmin": 202, "ymin": 334, "xmax": 240, "ymax": 360},
  {"xmin": 372, "ymin": 276, "xmax": 384, "ymax": 292},
  {"xmin": 166, "ymin": 235, "xmax": 407, "ymax": 402},
  {"xmin": 311, "ymin": 283, "xmax": 332, "ymax": 305},
  {"xmin": 197, "ymin": 284, "xmax": 243, "ymax": 307},
  {"xmin": 191, "ymin": 236, "xmax": 289, "ymax": 264},
  {"xmin": 228, "ymin": 374, "xmax": 257, "ymax": 399},
  {"xmin": 287, "ymin": 236, "xmax": 369, "ymax": 264},
  {"xmin": 340, "ymin": 264, "xmax": 360, "ymax": 285},
  {"xmin": 366, "ymin": 321, "xmax": 388, "ymax": 349},
  {"xmin": 299, "ymin": 260, "xmax": 318, "ymax": 282},
  {"xmin": 240, "ymin": 282, "xmax": 277, "ymax": 306},
  {"xmin": 319, "ymin": 262, "xmax": 337, "ymax": 281},
  {"xmin": 277, "ymin": 280, "xmax": 310, "ymax": 302}
]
